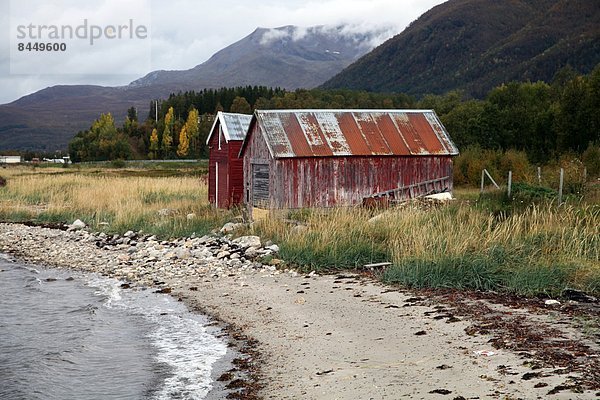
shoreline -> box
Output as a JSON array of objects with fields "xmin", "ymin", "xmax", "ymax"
[
  {"xmin": 0, "ymin": 223, "xmax": 263, "ymax": 399},
  {"xmin": 1, "ymin": 222, "xmax": 598, "ymax": 399},
  {"xmin": 0, "ymin": 257, "xmax": 249, "ymax": 400},
  {"xmin": 0, "ymin": 252, "xmax": 236, "ymax": 400}
]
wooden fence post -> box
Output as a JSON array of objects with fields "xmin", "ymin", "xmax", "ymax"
[
  {"xmin": 481, "ymin": 169, "xmax": 485, "ymax": 194},
  {"xmin": 558, "ymin": 168, "xmax": 564, "ymax": 205},
  {"xmin": 582, "ymin": 167, "xmax": 587, "ymax": 196},
  {"xmin": 507, "ymin": 171, "xmax": 512, "ymax": 198},
  {"xmin": 537, "ymin": 167, "xmax": 541, "ymax": 185}
]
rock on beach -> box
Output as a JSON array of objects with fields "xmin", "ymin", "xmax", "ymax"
[{"xmin": 0, "ymin": 223, "xmax": 285, "ymax": 289}]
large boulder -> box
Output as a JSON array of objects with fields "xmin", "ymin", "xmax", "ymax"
[
  {"xmin": 69, "ymin": 219, "xmax": 86, "ymax": 230},
  {"xmin": 232, "ymin": 235, "xmax": 261, "ymax": 248},
  {"xmin": 220, "ymin": 222, "xmax": 244, "ymax": 234}
]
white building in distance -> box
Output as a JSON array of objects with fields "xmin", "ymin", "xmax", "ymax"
[{"xmin": 0, "ymin": 155, "xmax": 22, "ymax": 164}]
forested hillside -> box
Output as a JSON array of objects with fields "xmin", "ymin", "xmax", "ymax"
[
  {"xmin": 322, "ymin": 0, "xmax": 600, "ymax": 97},
  {"xmin": 68, "ymin": 65, "xmax": 600, "ymax": 179}
]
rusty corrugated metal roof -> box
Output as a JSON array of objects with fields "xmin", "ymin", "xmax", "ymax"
[
  {"xmin": 206, "ymin": 111, "xmax": 252, "ymax": 144},
  {"xmin": 247, "ymin": 110, "xmax": 459, "ymax": 158}
]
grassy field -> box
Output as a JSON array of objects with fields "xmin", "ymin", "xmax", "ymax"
[
  {"xmin": 247, "ymin": 201, "xmax": 599, "ymax": 297},
  {"xmin": 0, "ymin": 163, "xmax": 234, "ymax": 238},
  {"xmin": 1, "ymin": 163, "xmax": 598, "ymax": 297},
  {"xmin": 247, "ymin": 182, "xmax": 600, "ymax": 297}
]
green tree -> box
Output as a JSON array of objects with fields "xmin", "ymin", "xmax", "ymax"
[
  {"xmin": 418, "ymin": 91, "xmax": 463, "ymax": 115},
  {"xmin": 442, "ymin": 100, "xmax": 485, "ymax": 150},
  {"xmin": 230, "ymin": 96, "xmax": 252, "ymax": 114},
  {"xmin": 197, "ymin": 114, "xmax": 214, "ymax": 157},
  {"xmin": 68, "ymin": 131, "xmax": 86, "ymax": 163},
  {"xmin": 581, "ymin": 142, "xmax": 600, "ymax": 178},
  {"xmin": 482, "ymin": 81, "xmax": 555, "ymax": 162},
  {"xmin": 68, "ymin": 113, "xmax": 131, "ymax": 161},
  {"xmin": 253, "ymin": 96, "xmax": 271, "ymax": 110},
  {"xmin": 555, "ymin": 76, "xmax": 587, "ymax": 153},
  {"xmin": 585, "ymin": 65, "xmax": 600, "ymax": 142},
  {"xmin": 127, "ymin": 106, "xmax": 138, "ymax": 122}
]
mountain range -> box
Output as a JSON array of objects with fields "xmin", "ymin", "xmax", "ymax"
[
  {"xmin": 2, "ymin": 0, "xmax": 600, "ymax": 151},
  {"xmin": 322, "ymin": 0, "xmax": 600, "ymax": 96},
  {"xmin": 0, "ymin": 25, "xmax": 381, "ymax": 151}
]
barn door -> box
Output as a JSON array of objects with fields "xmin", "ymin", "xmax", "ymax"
[{"xmin": 252, "ymin": 164, "xmax": 269, "ymax": 207}]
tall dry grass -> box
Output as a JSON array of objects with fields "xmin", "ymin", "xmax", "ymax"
[
  {"xmin": 2, "ymin": 166, "xmax": 598, "ymax": 295},
  {"xmin": 250, "ymin": 202, "xmax": 599, "ymax": 296},
  {"xmin": 0, "ymin": 167, "xmax": 232, "ymax": 237}
]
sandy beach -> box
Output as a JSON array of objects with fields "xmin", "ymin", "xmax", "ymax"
[{"xmin": 1, "ymin": 223, "xmax": 598, "ymax": 399}]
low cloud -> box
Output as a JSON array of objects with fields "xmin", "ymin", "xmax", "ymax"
[
  {"xmin": 260, "ymin": 27, "xmax": 292, "ymax": 45},
  {"xmin": 259, "ymin": 23, "xmax": 397, "ymax": 51}
]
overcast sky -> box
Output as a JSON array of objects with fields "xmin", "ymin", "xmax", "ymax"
[{"xmin": 0, "ymin": 0, "xmax": 445, "ymax": 104}]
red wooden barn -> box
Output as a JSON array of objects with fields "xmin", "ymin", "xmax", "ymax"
[
  {"xmin": 207, "ymin": 111, "xmax": 252, "ymax": 208},
  {"xmin": 239, "ymin": 109, "xmax": 459, "ymax": 211}
]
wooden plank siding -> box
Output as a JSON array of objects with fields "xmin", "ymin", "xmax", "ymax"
[
  {"xmin": 228, "ymin": 141, "xmax": 244, "ymax": 206},
  {"xmin": 252, "ymin": 164, "xmax": 270, "ymax": 207},
  {"xmin": 270, "ymin": 156, "xmax": 453, "ymax": 208},
  {"xmin": 240, "ymin": 110, "xmax": 458, "ymax": 214},
  {"xmin": 242, "ymin": 122, "xmax": 453, "ymax": 210},
  {"xmin": 243, "ymin": 124, "xmax": 272, "ymax": 210},
  {"xmin": 208, "ymin": 124, "xmax": 244, "ymax": 208}
]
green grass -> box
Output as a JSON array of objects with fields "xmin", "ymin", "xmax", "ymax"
[
  {"xmin": 250, "ymin": 198, "xmax": 600, "ymax": 297},
  {"xmin": 383, "ymin": 253, "xmax": 503, "ymax": 292},
  {"xmin": 383, "ymin": 246, "xmax": 594, "ymax": 297},
  {"xmin": 140, "ymin": 190, "xmax": 199, "ymax": 205},
  {"xmin": 278, "ymin": 231, "xmax": 389, "ymax": 269}
]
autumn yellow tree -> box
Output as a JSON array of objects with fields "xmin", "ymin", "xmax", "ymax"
[
  {"xmin": 148, "ymin": 128, "xmax": 159, "ymax": 159},
  {"xmin": 177, "ymin": 126, "xmax": 189, "ymax": 157},
  {"xmin": 184, "ymin": 107, "xmax": 199, "ymax": 156},
  {"xmin": 161, "ymin": 107, "xmax": 174, "ymax": 158}
]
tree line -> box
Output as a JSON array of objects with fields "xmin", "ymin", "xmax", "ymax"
[{"xmin": 68, "ymin": 65, "xmax": 599, "ymax": 171}]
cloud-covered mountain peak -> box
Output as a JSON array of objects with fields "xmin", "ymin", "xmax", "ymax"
[{"xmin": 129, "ymin": 23, "xmax": 385, "ymax": 89}]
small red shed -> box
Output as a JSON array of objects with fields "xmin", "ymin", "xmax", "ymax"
[
  {"xmin": 207, "ymin": 111, "xmax": 252, "ymax": 208},
  {"xmin": 239, "ymin": 109, "xmax": 459, "ymax": 212}
]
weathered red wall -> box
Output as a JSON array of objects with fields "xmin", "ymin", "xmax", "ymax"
[
  {"xmin": 228, "ymin": 141, "xmax": 244, "ymax": 206},
  {"xmin": 242, "ymin": 124, "xmax": 454, "ymax": 210},
  {"xmin": 272, "ymin": 156, "xmax": 453, "ymax": 208},
  {"xmin": 208, "ymin": 124, "xmax": 244, "ymax": 208}
]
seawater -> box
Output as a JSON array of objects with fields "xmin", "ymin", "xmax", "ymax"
[{"xmin": 0, "ymin": 255, "xmax": 227, "ymax": 400}]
